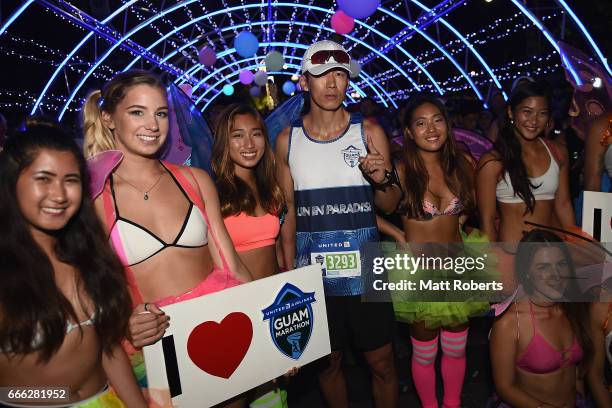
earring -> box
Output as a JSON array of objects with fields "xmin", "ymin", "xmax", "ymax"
[{"xmin": 510, "ymin": 119, "xmax": 514, "ymax": 124}]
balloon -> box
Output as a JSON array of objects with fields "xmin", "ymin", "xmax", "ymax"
[
  {"xmin": 178, "ymin": 83, "xmax": 193, "ymax": 98},
  {"xmin": 198, "ymin": 47, "xmax": 217, "ymax": 66},
  {"xmin": 331, "ymin": 10, "xmax": 354, "ymax": 35},
  {"xmin": 249, "ymin": 86, "xmax": 262, "ymax": 97},
  {"xmin": 349, "ymin": 59, "xmax": 361, "ymax": 78},
  {"xmin": 337, "ymin": 0, "xmax": 380, "ymax": 19},
  {"xmin": 234, "ymin": 31, "xmax": 259, "ymax": 58},
  {"xmin": 222, "ymin": 84, "xmax": 235, "ymax": 96},
  {"xmin": 265, "ymin": 51, "xmax": 284, "ymax": 72},
  {"xmin": 239, "ymin": 70, "xmax": 254, "ymax": 85},
  {"xmin": 282, "ymin": 81, "xmax": 296, "ymax": 96},
  {"xmin": 254, "ymin": 71, "xmax": 268, "ymax": 87}
]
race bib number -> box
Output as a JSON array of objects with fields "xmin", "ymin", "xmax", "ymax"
[{"xmin": 310, "ymin": 238, "xmax": 361, "ymax": 278}]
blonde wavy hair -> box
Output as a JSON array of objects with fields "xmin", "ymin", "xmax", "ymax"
[{"xmin": 82, "ymin": 70, "xmax": 165, "ymax": 158}]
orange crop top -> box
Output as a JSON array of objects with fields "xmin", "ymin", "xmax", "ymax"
[{"xmin": 224, "ymin": 212, "xmax": 280, "ymax": 252}]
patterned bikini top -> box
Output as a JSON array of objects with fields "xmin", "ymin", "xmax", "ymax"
[{"xmin": 419, "ymin": 197, "xmax": 464, "ymax": 221}]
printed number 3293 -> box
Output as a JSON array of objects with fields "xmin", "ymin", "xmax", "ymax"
[{"xmin": 325, "ymin": 253, "xmax": 357, "ymax": 270}]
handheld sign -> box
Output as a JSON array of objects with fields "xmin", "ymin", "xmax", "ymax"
[
  {"xmin": 582, "ymin": 191, "xmax": 612, "ymax": 243},
  {"xmin": 143, "ymin": 265, "xmax": 330, "ymax": 407}
]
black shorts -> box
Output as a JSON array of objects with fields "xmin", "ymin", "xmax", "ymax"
[{"xmin": 325, "ymin": 295, "xmax": 395, "ymax": 352}]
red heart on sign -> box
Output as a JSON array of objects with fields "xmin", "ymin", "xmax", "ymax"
[{"xmin": 187, "ymin": 312, "xmax": 253, "ymax": 379}]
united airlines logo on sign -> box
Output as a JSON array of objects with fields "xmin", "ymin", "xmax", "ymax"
[
  {"xmin": 341, "ymin": 145, "xmax": 361, "ymax": 167},
  {"xmin": 262, "ymin": 283, "xmax": 316, "ymax": 360}
]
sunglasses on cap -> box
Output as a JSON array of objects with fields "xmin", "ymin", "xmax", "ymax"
[{"xmin": 310, "ymin": 50, "xmax": 350, "ymax": 65}]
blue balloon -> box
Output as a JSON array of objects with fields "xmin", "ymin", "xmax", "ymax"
[
  {"xmin": 234, "ymin": 31, "xmax": 259, "ymax": 58},
  {"xmin": 337, "ymin": 0, "xmax": 380, "ymax": 19},
  {"xmin": 282, "ymin": 81, "xmax": 296, "ymax": 96},
  {"xmin": 222, "ymin": 84, "xmax": 235, "ymax": 96}
]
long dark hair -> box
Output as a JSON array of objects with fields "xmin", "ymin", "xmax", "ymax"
[
  {"xmin": 399, "ymin": 94, "xmax": 475, "ymax": 219},
  {"xmin": 494, "ymin": 80, "xmax": 551, "ymax": 213},
  {"xmin": 212, "ymin": 104, "xmax": 285, "ymax": 217},
  {"xmin": 516, "ymin": 229, "xmax": 593, "ymax": 369},
  {"xmin": 0, "ymin": 125, "xmax": 132, "ymax": 361}
]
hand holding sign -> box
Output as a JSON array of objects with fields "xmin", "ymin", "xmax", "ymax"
[
  {"xmin": 129, "ymin": 303, "xmax": 170, "ymax": 348},
  {"xmin": 358, "ymin": 134, "xmax": 389, "ymax": 184}
]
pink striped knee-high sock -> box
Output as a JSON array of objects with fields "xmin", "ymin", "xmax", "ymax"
[
  {"xmin": 440, "ymin": 328, "xmax": 468, "ymax": 408},
  {"xmin": 411, "ymin": 336, "xmax": 439, "ymax": 408}
]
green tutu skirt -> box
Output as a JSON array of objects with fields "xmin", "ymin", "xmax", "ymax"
[{"xmin": 390, "ymin": 229, "xmax": 493, "ymax": 328}]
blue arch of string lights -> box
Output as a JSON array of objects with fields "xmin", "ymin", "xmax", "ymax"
[
  {"xmin": 136, "ymin": 17, "xmax": 428, "ymax": 105},
  {"xmin": 54, "ymin": 0, "xmax": 502, "ymax": 119},
  {"xmin": 164, "ymin": 26, "xmax": 414, "ymax": 108},
  {"xmin": 1, "ymin": 0, "xmax": 606, "ymax": 118},
  {"xmin": 26, "ymin": 1, "xmax": 582, "ymax": 118},
  {"xmin": 181, "ymin": 52, "xmax": 389, "ymax": 108},
  {"xmin": 53, "ymin": 0, "xmax": 449, "ymax": 119},
  {"xmin": 165, "ymin": 43, "xmax": 392, "ymax": 108},
  {"xmin": 40, "ymin": 0, "xmax": 487, "ymax": 117},
  {"xmin": 124, "ymin": 13, "xmax": 436, "ymax": 93}
]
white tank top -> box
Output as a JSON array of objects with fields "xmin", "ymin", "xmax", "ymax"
[
  {"xmin": 496, "ymin": 138, "xmax": 560, "ymax": 203},
  {"xmin": 288, "ymin": 112, "xmax": 379, "ymax": 296}
]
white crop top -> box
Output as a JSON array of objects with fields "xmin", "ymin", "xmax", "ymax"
[{"xmin": 496, "ymin": 138, "xmax": 559, "ymax": 203}]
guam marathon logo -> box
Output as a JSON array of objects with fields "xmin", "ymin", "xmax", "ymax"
[
  {"xmin": 341, "ymin": 145, "xmax": 362, "ymax": 168},
  {"xmin": 262, "ymin": 283, "xmax": 316, "ymax": 360}
]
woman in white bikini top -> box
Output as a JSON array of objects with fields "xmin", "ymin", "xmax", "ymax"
[{"xmin": 476, "ymin": 79, "xmax": 576, "ymax": 242}]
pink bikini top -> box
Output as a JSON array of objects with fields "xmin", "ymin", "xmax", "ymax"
[
  {"xmin": 224, "ymin": 212, "xmax": 280, "ymax": 252},
  {"xmin": 515, "ymin": 302, "xmax": 583, "ymax": 374},
  {"xmin": 421, "ymin": 197, "xmax": 464, "ymax": 220}
]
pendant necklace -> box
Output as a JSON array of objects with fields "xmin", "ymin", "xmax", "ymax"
[{"xmin": 115, "ymin": 170, "xmax": 164, "ymax": 200}]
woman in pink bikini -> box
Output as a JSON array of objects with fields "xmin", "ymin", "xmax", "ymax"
[
  {"xmin": 211, "ymin": 104, "xmax": 285, "ymax": 280},
  {"xmin": 82, "ymin": 71, "xmax": 251, "ymax": 407},
  {"xmin": 490, "ymin": 229, "xmax": 592, "ymax": 407}
]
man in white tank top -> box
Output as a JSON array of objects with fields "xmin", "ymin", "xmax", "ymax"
[{"xmin": 275, "ymin": 40, "xmax": 402, "ymax": 407}]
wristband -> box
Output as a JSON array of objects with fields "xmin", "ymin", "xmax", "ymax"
[{"xmin": 372, "ymin": 166, "xmax": 401, "ymax": 192}]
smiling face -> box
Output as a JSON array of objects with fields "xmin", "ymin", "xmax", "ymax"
[
  {"xmin": 300, "ymin": 69, "xmax": 349, "ymax": 111},
  {"xmin": 102, "ymin": 84, "xmax": 169, "ymax": 158},
  {"xmin": 16, "ymin": 149, "xmax": 82, "ymax": 234},
  {"xmin": 527, "ymin": 246, "xmax": 571, "ymax": 301},
  {"xmin": 228, "ymin": 113, "xmax": 266, "ymax": 176},
  {"xmin": 405, "ymin": 102, "xmax": 449, "ymax": 153},
  {"xmin": 508, "ymin": 96, "xmax": 550, "ymax": 141}
]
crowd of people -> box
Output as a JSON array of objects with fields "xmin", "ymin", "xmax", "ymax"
[{"xmin": 1, "ymin": 39, "xmax": 611, "ymax": 408}]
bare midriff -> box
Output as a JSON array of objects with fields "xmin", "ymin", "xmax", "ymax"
[
  {"xmin": 0, "ymin": 326, "xmax": 106, "ymax": 403},
  {"xmin": 401, "ymin": 215, "xmax": 463, "ymax": 244},
  {"xmin": 237, "ymin": 245, "xmax": 279, "ymax": 280},
  {"xmin": 515, "ymin": 365, "xmax": 577, "ymax": 407},
  {"xmin": 498, "ymin": 199, "xmax": 556, "ymax": 242},
  {"xmin": 132, "ymin": 245, "xmax": 215, "ymax": 302}
]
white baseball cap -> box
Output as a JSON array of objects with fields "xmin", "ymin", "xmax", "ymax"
[{"xmin": 301, "ymin": 40, "xmax": 352, "ymax": 76}]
